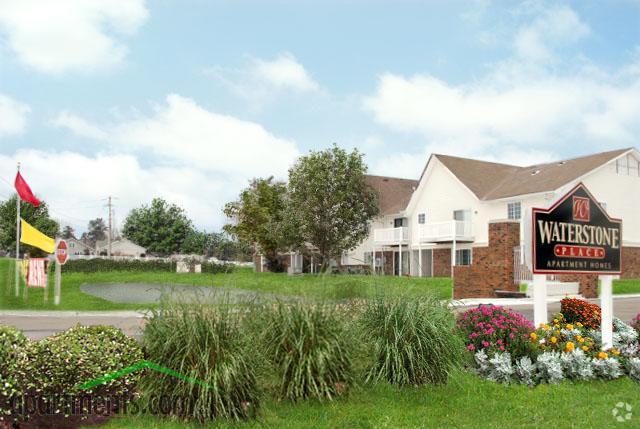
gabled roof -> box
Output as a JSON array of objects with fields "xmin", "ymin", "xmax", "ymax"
[
  {"xmin": 435, "ymin": 148, "xmax": 633, "ymax": 201},
  {"xmin": 365, "ymin": 175, "xmax": 418, "ymax": 215}
]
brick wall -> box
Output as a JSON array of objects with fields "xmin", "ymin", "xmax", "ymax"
[
  {"xmin": 433, "ymin": 248, "xmax": 452, "ymax": 277},
  {"xmin": 453, "ymin": 221, "xmax": 520, "ymax": 299},
  {"xmin": 622, "ymin": 247, "xmax": 640, "ymax": 279}
]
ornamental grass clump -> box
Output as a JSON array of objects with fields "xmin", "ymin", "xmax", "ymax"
[
  {"xmin": 361, "ymin": 296, "xmax": 464, "ymax": 386},
  {"xmin": 258, "ymin": 301, "xmax": 354, "ymax": 402},
  {"xmin": 140, "ymin": 301, "xmax": 259, "ymax": 422},
  {"xmin": 560, "ymin": 297, "xmax": 601, "ymax": 330},
  {"xmin": 458, "ymin": 305, "xmax": 535, "ymax": 359}
]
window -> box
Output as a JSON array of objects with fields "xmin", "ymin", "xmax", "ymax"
[
  {"xmin": 418, "ymin": 213, "xmax": 426, "ymax": 224},
  {"xmin": 364, "ymin": 252, "xmax": 373, "ymax": 264},
  {"xmin": 456, "ymin": 249, "xmax": 472, "ymax": 265},
  {"xmin": 453, "ymin": 209, "xmax": 471, "ymax": 221},
  {"xmin": 394, "ymin": 217, "xmax": 407, "ymax": 227},
  {"xmin": 507, "ymin": 202, "xmax": 522, "ymax": 220}
]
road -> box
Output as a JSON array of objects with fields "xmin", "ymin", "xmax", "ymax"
[{"xmin": 1, "ymin": 297, "xmax": 638, "ymax": 340}]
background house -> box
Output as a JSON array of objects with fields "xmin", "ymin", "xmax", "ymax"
[{"xmin": 95, "ymin": 238, "xmax": 147, "ymax": 257}]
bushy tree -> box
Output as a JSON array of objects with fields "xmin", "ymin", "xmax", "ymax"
[
  {"xmin": 223, "ymin": 177, "xmax": 290, "ymax": 271},
  {"xmin": 87, "ymin": 218, "xmax": 107, "ymax": 245},
  {"xmin": 61, "ymin": 225, "xmax": 75, "ymax": 239},
  {"xmin": 122, "ymin": 198, "xmax": 194, "ymax": 255},
  {"xmin": 288, "ymin": 145, "xmax": 378, "ymax": 270},
  {"xmin": 0, "ymin": 195, "xmax": 59, "ymax": 257}
]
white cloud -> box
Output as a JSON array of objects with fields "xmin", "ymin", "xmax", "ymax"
[
  {"xmin": 43, "ymin": 94, "xmax": 300, "ymax": 230},
  {"xmin": 0, "ymin": 150, "xmax": 233, "ymax": 232},
  {"xmin": 0, "ymin": 0, "xmax": 148, "ymax": 74},
  {"xmin": 0, "ymin": 94, "xmax": 29, "ymax": 137},
  {"xmin": 207, "ymin": 52, "xmax": 320, "ymax": 105},
  {"xmin": 50, "ymin": 111, "xmax": 108, "ymax": 141},
  {"xmin": 364, "ymin": 6, "xmax": 640, "ymax": 165},
  {"xmin": 514, "ymin": 5, "xmax": 590, "ymax": 63}
]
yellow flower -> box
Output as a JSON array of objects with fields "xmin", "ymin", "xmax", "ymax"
[
  {"xmin": 553, "ymin": 319, "xmax": 558, "ymax": 324},
  {"xmin": 577, "ymin": 336, "xmax": 584, "ymax": 344},
  {"xmin": 550, "ymin": 336, "xmax": 558, "ymax": 344},
  {"xmin": 566, "ymin": 324, "xmax": 574, "ymax": 330},
  {"xmin": 530, "ymin": 332, "xmax": 538, "ymax": 341},
  {"xmin": 576, "ymin": 322, "xmax": 583, "ymax": 328},
  {"xmin": 565, "ymin": 342, "xmax": 575, "ymax": 352},
  {"xmin": 582, "ymin": 346, "xmax": 589, "ymax": 352},
  {"xmin": 543, "ymin": 324, "xmax": 550, "ymax": 331},
  {"xmin": 598, "ymin": 352, "xmax": 609, "ymax": 360},
  {"xmin": 611, "ymin": 349, "xmax": 620, "ymax": 356}
]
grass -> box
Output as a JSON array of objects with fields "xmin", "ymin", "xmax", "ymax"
[
  {"xmin": 613, "ymin": 278, "xmax": 640, "ymax": 295},
  {"xmin": 92, "ymin": 370, "xmax": 640, "ymax": 428},
  {"xmin": 0, "ymin": 258, "xmax": 452, "ymax": 311}
]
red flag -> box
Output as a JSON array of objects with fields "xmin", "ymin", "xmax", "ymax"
[{"xmin": 14, "ymin": 172, "xmax": 41, "ymax": 207}]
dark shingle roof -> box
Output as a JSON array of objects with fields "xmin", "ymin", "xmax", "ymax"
[
  {"xmin": 435, "ymin": 148, "xmax": 632, "ymax": 200},
  {"xmin": 365, "ymin": 175, "xmax": 418, "ymax": 215}
]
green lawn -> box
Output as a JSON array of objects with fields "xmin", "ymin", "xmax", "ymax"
[
  {"xmin": 613, "ymin": 278, "xmax": 640, "ymax": 295},
  {"xmin": 0, "ymin": 258, "xmax": 452, "ymax": 311},
  {"xmin": 93, "ymin": 370, "xmax": 640, "ymax": 428}
]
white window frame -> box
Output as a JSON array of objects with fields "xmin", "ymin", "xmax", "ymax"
[{"xmin": 507, "ymin": 201, "xmax": 522, "ymax": 220}]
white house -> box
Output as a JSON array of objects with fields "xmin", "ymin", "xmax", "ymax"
[
  {"xmin": 344, "ymin": 147, "xmax": 640, "ymax": 283},
  {"xmin": 95, "ymin": 238, "xmax": 147, "ymax": 257}
]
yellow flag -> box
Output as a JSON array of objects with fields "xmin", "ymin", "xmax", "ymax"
[{"xmin": 20, "ymin": 219, "xmax": 55, "ymax": 254}]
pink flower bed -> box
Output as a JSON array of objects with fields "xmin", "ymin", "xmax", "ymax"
[{"xmin": 458, "ymin": 305, "xmax": 535, "ymax": 359}]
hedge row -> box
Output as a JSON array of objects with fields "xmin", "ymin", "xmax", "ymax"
[{"xmin": 63, "ymin": 258, "xmax": 234, "ymax": 274}]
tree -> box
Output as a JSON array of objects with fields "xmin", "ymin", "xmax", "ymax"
[
  {"xmin": 87, "ymin": 218, "xmax": 107, "ymax": 245},
  {"xmin": 122, "ymin": 198, "xmax": 194, "ymax": 255},
  {"xmin": 181, "ymin": 230, "xmax": 208, "ymax": 255},
  {"xmin": 0, "ymin": 195, "xmax": 60, "ymax": 257},
  {"xmin": 223, "ymin": 177, "xmax": 289, "ymax": 271},
  {"xmin": 287, "ymin": 144, "xmax": 378, "ymax": 271},
  {"xmin": 61, "ymin": 225, "xmax": 75, "ymax": 239}
]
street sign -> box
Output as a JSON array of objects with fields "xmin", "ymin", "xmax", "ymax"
[
  {"xmin": 56, "ymin": 239, "xmax": 69, "ymax": 265},
  {"xmin": 532, "ymin": 183, "xmax": 622, "ymax": 275}
]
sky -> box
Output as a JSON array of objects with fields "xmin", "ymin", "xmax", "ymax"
[{"xmin": 0, "ymin": 0, "xmax": 639, "ymax": 234}]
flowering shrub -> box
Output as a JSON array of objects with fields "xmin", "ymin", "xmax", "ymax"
[
  {"xmin": 560, "ymin": 297, "xmax": 601, "ymax": 330},
  {"xmin": 0, "ymin": 326, "xmax": 28, "ymax": 425},
  {"xmin": 458, "ymin": 305, "xmax": 535, "ymax": 359},
  {"xmin": 529, "ymin": 313, "xmax": 604, "ymax": 358}
]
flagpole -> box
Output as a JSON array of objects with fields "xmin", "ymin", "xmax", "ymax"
[{"xmin": 15, "ymin": 162, "xmax": 20, "ymax": 297}]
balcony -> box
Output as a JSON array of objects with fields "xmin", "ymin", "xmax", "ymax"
[
  {"xmin": 373, "ymin": 226, "xmax": 409, "ymax": 245},
  {"xmin": 419, "ymin": 220, "xmax": 473, "ymax": 243}
]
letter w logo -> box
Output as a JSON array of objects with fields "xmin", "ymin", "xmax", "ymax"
[{"xmin": 572, "ymin": 197, "xmax": 590, "ymax": 222}]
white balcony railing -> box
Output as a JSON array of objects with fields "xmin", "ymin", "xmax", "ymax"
[
  {"xmin": 419, "ymin": 220, "xmax": 473, "ymax": 243},
  {"xmin": 373, "ymin": 226, "xmax": 409, "ymax": 244}
]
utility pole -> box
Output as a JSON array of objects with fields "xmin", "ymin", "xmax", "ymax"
[{"xmin": 107, "ymin": 196, "xmax": 113, "ymax": 257}]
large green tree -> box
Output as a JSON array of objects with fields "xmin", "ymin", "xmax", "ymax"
[
  {"xmin": 61, "ymin": 225, "xmax": 76, "ymax": 239},
  {"xmin": 122, "ymin": 198, "xmax": 194, "ymax": 255},
  {"xmin": 223, "ymin": 177, "xmax": 289, "ymax": 271},
  {"xmin": 287, "ymin": 144, "xmax": 378, "ymax": 270},
  {"xmin": 0, "ymin": 195, "xmax": 59, "ymax": 257}
]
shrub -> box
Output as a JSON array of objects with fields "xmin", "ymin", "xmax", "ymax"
[
  {"xmin": 140, "ymin": 301, "xmax": 259, "ymax": 422},
  {"xmin": 530, "ymin": 313, "xmax": 599, "ymax": 357},
  {"xmin": 560, "ymin": 297, "xmax": 601, "ymax": 330},
  {"xmin": 458, "ymin": 305, "xmax": 535, "ymax": 359},
  {"xmin": 258, "ymin": 301, "xmax": 353, "ymax": 401},
  {"xmin": 19, "ymin": 325, "xmax": 142, "ymax": 391},
  {"xmin": 64, "ymin": 258, "xmax": 234, "ymax": 274},
  {"xmin": 361, "ymin": 296, "xmax": 464, "ymax": 386},
  {"xmin": 0, "ymin": 326, "xmax": 28, "ymax": 423},
  {"xmin": 15, "ymin": 325, "xmax": 143, "ymax": 418}
]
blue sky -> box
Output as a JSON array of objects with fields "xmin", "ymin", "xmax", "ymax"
[{"xmin": 1, "ymin": 0, "xmax": 639, "ymax": 232}]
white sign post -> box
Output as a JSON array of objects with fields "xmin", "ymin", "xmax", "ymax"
[
  {"xmin": 532, "ymin": 274, "xmax": 548, "ymax": 327},
  {"xmin": 600, "ymin": 275, "xmax": 613, "ymax": 349}
]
